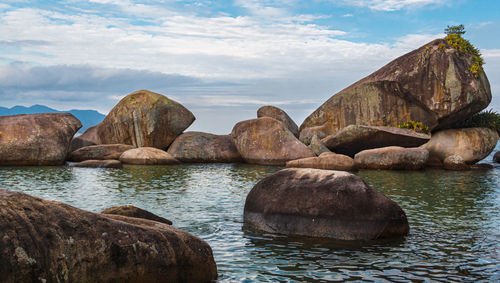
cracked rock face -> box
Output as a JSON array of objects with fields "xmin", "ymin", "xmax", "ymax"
[{"xmin": 0, "ymin": 188, "xmax": 217, "ymax": 282}]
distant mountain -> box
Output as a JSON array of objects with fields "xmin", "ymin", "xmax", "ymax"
[{"xmin": 0, "ymin": 105, "xmax": 105, "ymax": 133}]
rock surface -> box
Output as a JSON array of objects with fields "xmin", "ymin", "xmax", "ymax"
[
  {"xmin": 299, "ymin": 124, "xmax": 332, "ymax": 145},
  {"xmin": 0, "ymin": 113, "xmax": 81, "ymax": 166},
  {"xmin": 421, "ymin": 127, "xmax": 498, "ymax": 166},
  {"xmin": 493, "ymin": 151, "xmax": 500, "ymax": 163},
  {"xmin": 354, "ymin": 146, "xmax": 429, "ymax": 170},
  {"xmin": 78, "ymin": 90, "xmax": 195, "ymax": 148},
  {"xmin": 231, "ymin": 117, "xmax": 314, "ymax": 165},
  {"xmin": 119, "ymin": 147, "xmax": 180, "ymax": 165},
  {"xmin": 70, "ymin": 159, "xmax": 123, "ymax": 168},
  {"xmin": 244, "ymin": 168, "xmax": 409, "ymax": 240},
  {"xmin": 101, "ymin": 205, "xmax": 172, "ymax": 225},
  {"xmin": 167, "ymin": 132, "xmax": 242, "ymax": 163},
  {"xmin": 300, "ymin": 38, "xmax": 492, "ymax": 136},
  {"xmin": 443, "ymin": 155, "xmax": 470, "ymax": 171},
  {"xmin": 69, "ymin": 136, "xmax": 96, "ymax": 152},
  {"xmin": 322, "ymin": 125, "xmax": 430, "ymax": 157},
  {"xmin": 69, "ymin": 144, "xmax": 134, "ymax": 162},
  {"xmin": 308, "ymin": 134, "xmax": 331, "ymax": 156},
  {"xmin": 0, "ymin": 188, "xmax": 217, "ymax": 282},
  {"xmin": 257, "ymin": 105, "xmax": 299, "ymax": 137},
  {"xmin": 286, "ymin": 152, "xmax": 355, "ymax": 171}
]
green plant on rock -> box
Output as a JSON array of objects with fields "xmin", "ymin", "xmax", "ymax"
[
  {"xmin": 397, "ymin": 120, "xmax": 430, "ymax": 134},
  {"xmin": 442, "ymin": 25, "xmax": 484, "ymax": 78},
  {"xmin": 451, "ymin": 109, "xmax": 500, "ymax": 135}
]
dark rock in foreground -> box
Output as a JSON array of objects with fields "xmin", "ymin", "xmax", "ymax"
[
  {"xmin": 101, "ymin": 205, "xmax": 172, "ymax": 225},
  {"xmin": 167, "ymin": 132, "xmax": 242, "ymax": 163},
  {"xmin": 244, "ymin": 168, "xmax": 409, "ymax": 240},
  {"xmin": 0, "ymin": 113, "xmax": 81, "ymax": 166},
  {"xmin": 69, "ymin": 144, "xmax": 134, "ymax": 162},
  {"xmin": 354, "ymin": 146, "xmax": 429, "ymax": 170},
  {"xmin": 257, "ymin": 105, "xmax": 299, "ymax": 137},
  {"xmin": 70, "ymin": 159, "xmax": 123, "ymax": 169},
  {"xmin": 322, "ymin": 125, "xmax": 430, "ymax": 157},
  {"xmin": 0, "ymin": 188, "xmax": 217, "ymax": 282}
]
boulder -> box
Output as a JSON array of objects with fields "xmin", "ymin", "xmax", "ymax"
[
  {"xmin": 167, "ymin": 132, "xmax": 242, "ymax": 163},
  {"xmin": 493, "ymin": 151, "xmax": 500, "ymax": 163},
  {"xmin": 322, "ymin": 125, "xmax": 430, "ymax": 157},
  {"xmin": 101, "ymin": 205, "xmax": 172, "ymax": 225},
  {"xmin": 286, "ymin": 152, "xmax": 355, "ymax": 171},
  {"xmin": 308, "ymin": 134, "xmax": 331, "ymax": 156},
  {"xmin": 257, "ymin": 105, "xmax": 299, "ymax": 137},
  {"xmin": 70, "ymin": 160, "xmax": 123, "ymax": 169},
  {"xmin": 300, "ymin": 38, "xmax": 492, "ymax": 135},
  {"xmin": 0, "ymin": 188, "xmax": 217, "ymax": 282},
  {"xmin": 68, "ymin": 144, "xmax": 134, "ymax": 162},
  {"xmin": 78, "ymin": 90, "xmax": 195, "ymax": 149},
  {"xmin": 69, "ymin": 136, "xmax": 96, "ymax": 152},
  {"xmin": 243, "ymin": 168, "xmax": 409, "ymax": 240},
  {"xmin": 443, "ymin": 155, "xmax": 470, "ymax": 171},
  {"xmin": 231, "ymin": 117, "xmax": 314, "ymax": 165},
  {"xmin": 119, "ymin": 147, "xmax": 180, "ymax": 165},
  {"xmin": 0, "ymin": 113, "xmax": 81, "ymax": 166},
  {"xmin": 421, "ymin": 127, "xmax": 498, "ymax": 166},
  {"xmin": 354, "ymin": 146, "xmax": 429, "ymax": 170},
  {"xmin": 299, "ymin": 124, "xmax": 332, "ymax": 145}
]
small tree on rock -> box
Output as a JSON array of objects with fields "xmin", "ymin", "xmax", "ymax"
[{"xmin": 445, "ymin": 24, "xmax": 465, "ymax": 35}]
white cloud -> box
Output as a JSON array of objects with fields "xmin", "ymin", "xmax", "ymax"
[
  {"xmin": 337, "ymin": 0, "xmax": 446, "ymax": 11},
  {"xmin": 342, "ymin": 13, "xmax": 354, "ymax": 17}
]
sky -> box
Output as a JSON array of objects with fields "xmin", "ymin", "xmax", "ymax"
[{"xmin": 1, "ymin": 0, "xmax": 499, "ymax": 134}]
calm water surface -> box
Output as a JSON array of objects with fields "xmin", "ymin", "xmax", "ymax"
[{"xmin": 1, "ymin": 148, "xmax": 499, "ymax": 282}]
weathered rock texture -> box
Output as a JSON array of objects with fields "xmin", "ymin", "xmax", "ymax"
[
  {"xmin": 69, "ymin": 144, "xmax": 134, "ymax": 162},
  {"xmin": 299, "ymin": 124, "xmax": 333, "ymax": 145},
  {"xmin": 0, "ymin": 188, "xmax": 217, "ymax": 282},
  {"xmin": 421, "ymin": 127, "xmax": 498, "ymax": 166},
  {"xmin": 443, "ymin": 155, "xmax": 470, "ymax": 171},
  {"xmin": 78, "ymin": 90, "xmax": 195, "ymax": 149},
  {"xmin": 354, "ymin": 146, "xmax": 429, "ymax": 170},
  {"xmin": 69, "ymin": 136, "xmax": 96, "ymax": 153},
  {"xmin": 308, "ymin": 134, "xmax": 331, "ymax": 156},
  {"xmin": 322, "ymin": 125, "xmax": 430, "ymax": 157},
  {"xmin": 119, "ymin": 147, "xmax": 180, "ymax": 165},
  {"xmin": 0, "ymin": 113, "xmax": 81, "ymax": 166},
  {"xmin": 257, "ymin": 105, "xmax": 299, "ymax": 137},
  {"xmin": 286, "ymin": 152, "xmax": 355, "ymax": 171},
  {"xmin": 244, "ymin": 168, "xmax": 409, "ymax": 240},
  {"xmin": 231, "ymin": 117, "xmax": 314, "ymax": 165},
  {"xmin": 167, "ymin": 132, "xmax": 242, "ymax": 163},
  {"xmin": 70, "ymin": 160, "xmax": 123, "ymax": 169},
  {"xmin": 300, "ymin": 38, "xmax": 492, "ymax": 136},
  {"xmin": 101, "ymin": 205, "xmax": 172, "ymax": 225}
]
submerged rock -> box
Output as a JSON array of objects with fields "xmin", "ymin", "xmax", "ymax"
[
  {"xmin": 167, "ymin": 132, "xmax": 242, "ymax": 163},
  {"xmin": 286, "ymin": 152, "xmax": 355, "ymax": 171},
  {"xmin": 68, "ymin": 144, "xmax": 134, "ymax": 162},
  {"xmin": 231, "ymin": 117, "xmax": 314, "ymax": 165},
  {"xmin": 78, "ymin": 90, "xmax": 195, "ymax": 149},
  {"xmin": 119, "ymin": 147, "xmax": 180, "ymax": 165},
  {"xmin": 244, "ymin": 168, "xmax": 409, "ymax": 240},
  {"xmin": 101, "ymin": 205, "xmax": 172, "ymax": 225},
  {"xmin": 0, "ymin": 113, "xmax": 81, "ymax": 166},
  {"xmin": 70, "ymin": 159, "xmax": 123, "ymax": 169},
  {"xmin": 354, "ymin": 146, "xmax": 429, "ymax": 170},
  {"xmin": 322, "ymin": 125, "xmax": 430, "ymax": 157},
  {"xmin": 257, "ymin": 105, "xmax": 299, "ymax": 137},
  {"xmin": 0, "ymin": 188, "xmax": 218, "ymax": 282}
]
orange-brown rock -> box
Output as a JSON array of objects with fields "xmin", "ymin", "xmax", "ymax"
[
  {"xmin": 308, "ymin": 134, "xmax": 331, "ymax": 156},
  {"xmin": 101, "ymin": 205, "xmax": 172, "ymax": 225},
  {"xmin": 299, "ymin": 124, "xmax": 333, "ymax": 145},
  {"xmin": 257, "ymin": 105, "xmax": 299, "ymax": 137},
  {"xmin": 0, "ymin": 113, "xmax": 81, "ymax": 166},
  {"xmin": 421, "ymin": 127, "xmax": 498, "ymax": 166},
  {"xmin": 243, "ymin": 168, "xmax": 409, "ymax": 240},
  {"xmin": 322, "ymin": 125, "xmax": 430, "ymax": 157},
  {"xmin": 443, "ymin": 155, "xmax": 470, "ymax": 171},
  {"xmin": 70, "ymin": 159, "xmax": 123, "ymax": 168},
  {"xmin": 300, "ymin": 38, "xmax": 492, "ymax": 136},
  {"xmin": 286, "ymin": 152, "xmax": 355, "ymax": 171},
  {"xmin": 231, "ymin": 117, "xmax": 314, "ymax": 165},
  {"xmin": 167, "ymin": 132, "xmax": 242, "ymax": 163},
  {"xmin": 69, "ymin": 144, "xmax": 134, "ymax": 161},
  {"xmin": 0, "ymin": 188, "xmax": 217, "ymax": 282},
  {"xmin": 354, "ymin": 146, "xmax": 429, "ymax": 170},
  {"xmin": 78, "ymin": 90, "xmax": 195, "ymax": 149},
  {"xmin": 119, "ymin": 147, "xmax": 180, "ymax": 165}
]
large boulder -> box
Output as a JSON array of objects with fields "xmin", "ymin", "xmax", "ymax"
[
  {"xmin": 167, "ymin": 132, "xmax": 242, "ymax": 163},
  {"xmin": 70, "ymin": 159, "xmax": 123, "ymax": 169},
  {"xmin": 322, "ymin": 125, "xmax": 430, "ymax": 157},
  {"xmin": 68, "ymin": 144, "xmax": 134, "ymax": 162},
  {"xmin": 231, "ymin": 117, "xmax": 314, "ymax": 165},
  {"xmin": 101, "ymin": 205, "xmax": 172, "ymax": 225},
  {"xmin": 244, "ymin": 168, "xmax": 409, "ymax": 240},
  {"xmin": 0, "ymin": 188, "xmax": 217, "ymax": 282},
  {"xmin": 421, "ymin": 127, "xmax": 498, "ymax": 166},
  {"xmin": 300, "ymin": 38, "xmax": 492, "ymax": 136},
  {"xmin": 0, "ymin": 113, "xmax": 81, "ymax": 166},
  {"xmin": 354, "ymin": 146, "xmax": 429, "ymax": 170},
  {"xmin": 119, "ymin": 147, "xmax": 180, "ymax": 165},
  {"xmin": 78, "ymin": 90, "xmax": 195, "ymax": 149},
  {"xmin": 286, "ymin": 152, "xmax": 355, "ymax": 171},
  {"xmin": 257, "ymin": 105, "xmax": 299, "ymax": 137}
]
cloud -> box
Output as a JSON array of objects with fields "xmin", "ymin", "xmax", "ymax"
[
  {"xmin": 342, "ymin": 13, "xmax": 354, "ymax": 17},
  {"xmin": 335, "ymin": 0, "xmax": 447, "ymax": 11}
]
